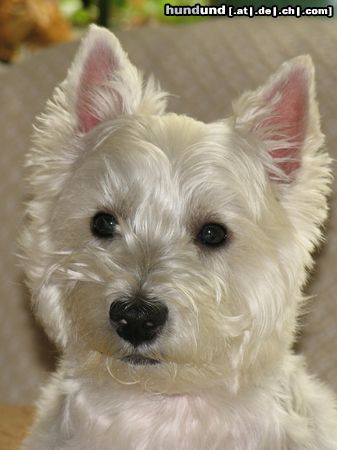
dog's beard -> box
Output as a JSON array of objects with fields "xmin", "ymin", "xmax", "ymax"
[
  {"xmin": 60, "ymin": 298, "xmax": 253, "ymax": 397},
  {"xmin": 65, "ymin": 346, "xmax": 240, "ymax": 396}
]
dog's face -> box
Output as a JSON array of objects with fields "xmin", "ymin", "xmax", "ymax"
[{"xmin": 22, "ymin": 26, "xmax": 331, "ymax": 394}]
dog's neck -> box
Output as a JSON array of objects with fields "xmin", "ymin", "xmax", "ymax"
[{"xmin": 53, "ymin": 362, "xmax": 287, "ymax": 449}]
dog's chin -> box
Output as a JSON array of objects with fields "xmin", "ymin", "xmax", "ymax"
[{"xmin": 121, "ymin": 354, "xmax": 160, "ymax": 366}]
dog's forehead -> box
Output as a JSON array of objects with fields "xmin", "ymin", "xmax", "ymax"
[
  {"xmin": 88, "ymin": 114, "xmax": 245, "ymax": 182},
  {"xmin": 75, "ymin": 113, "xmax": 266, "ymax": 221}
]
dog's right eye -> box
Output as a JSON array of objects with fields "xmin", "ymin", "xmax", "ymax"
[
  {"xmin": 197, "ymin": 223, "xmax": 228, "ymax": 247},
  {"xmin": 91, "ymin": 212, "xmax": 117, "ymax": 238}
]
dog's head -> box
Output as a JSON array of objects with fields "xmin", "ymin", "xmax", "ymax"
[{"xmin": 22, "ymin": 26, "xmax": 331, "ymax": 393}]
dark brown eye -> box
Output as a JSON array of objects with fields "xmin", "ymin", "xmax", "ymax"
[
  {"xmin": 197, "ymin": 223, "xmax": 228, "ymax": 247},
  {"xmin": 91, "ymin": 212, "xmax": 117, "ymax": 238}
]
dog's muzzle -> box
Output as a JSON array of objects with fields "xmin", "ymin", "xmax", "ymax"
[{"xmin": 109, "ymin": 299, "xmax": 168, "ymax": 347}]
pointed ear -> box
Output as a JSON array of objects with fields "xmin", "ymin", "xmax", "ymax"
[
  {"xmin": 233, "ymin": 56, "xmax": 321, "ymax": 182},
  {"xmin": 66, "ymin": 25, "xmax": 143, "ymax": 132}
]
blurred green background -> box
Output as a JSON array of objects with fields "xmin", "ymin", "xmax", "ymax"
[
  {"xmin": 60, "ymin": 0, "xmax": 335, "ymax": 28},
  {"xmin": 1, "ymin": 0, "xmax": 334, "ymax": 63},
  {"xmin": 60, "ymin": 0, "xmax": 209, "ymax": 28}
]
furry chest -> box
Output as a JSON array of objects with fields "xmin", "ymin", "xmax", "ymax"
[{"xmin": 61, "ymin": 387, "xmax": 277, "ymax": 450}]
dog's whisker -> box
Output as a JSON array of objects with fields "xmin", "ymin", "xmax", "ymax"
[{"xmin": 105, "ymin": 357, "xmax": 139, "ymax": 386}]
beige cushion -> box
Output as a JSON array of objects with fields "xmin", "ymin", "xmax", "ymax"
[{"xmin": 0, "ymin": 18, "xmax": 336, "ymax": 404}]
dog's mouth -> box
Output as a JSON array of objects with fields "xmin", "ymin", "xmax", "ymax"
[{"xmin": 121, "ymin": 354, "xmax": 160, "ymax": 366}]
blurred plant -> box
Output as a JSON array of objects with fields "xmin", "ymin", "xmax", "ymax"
[
  {"xmin": 60, "ymin": 0, "xmax": 210, "ymax": 28},
  {"xmin": 60, "ymin": 0, "xmax": 98, "ymax": 26},
  {"xmin": 213, "ymin": 0, "xmax": 333, "ymax": 6},
  {"xmin": 110, "ymin": 0, "xmax": 210, "ymax": 27}
]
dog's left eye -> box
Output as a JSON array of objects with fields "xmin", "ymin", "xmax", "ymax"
[
  {"xmin": 197, "ymin": 223, "xmax": 228, "ymax": 247},
  {"xmin": 91, "ymin": 212, "xmax": 117, "ymax": 238}
]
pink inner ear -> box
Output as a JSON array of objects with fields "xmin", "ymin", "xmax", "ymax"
[
  {"xmin": 77, "ymin": 41, "xmax": 117, "ymax": 132},
  {"xmin": 262, "ymin": 68, "xmax": 309, "ymax": 176}
]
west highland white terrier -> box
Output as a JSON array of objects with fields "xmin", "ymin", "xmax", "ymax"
[{"xmin": 21, "ymin": 25, "xmax": 337, "ymax": 449}]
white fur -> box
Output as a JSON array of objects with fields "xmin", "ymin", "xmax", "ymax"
[{"xmin": 20, "ymin": 25, "xmax": 337, "ymax": 449}]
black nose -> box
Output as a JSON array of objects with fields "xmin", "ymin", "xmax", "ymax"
[{"xmin": 109, "ymin": 300, "xmax": 168, "ymax": 347}]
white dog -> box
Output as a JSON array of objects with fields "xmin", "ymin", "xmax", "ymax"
[{"xmin": 21, "ymin": 25, "xmax": 337, "ymax": 449}]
